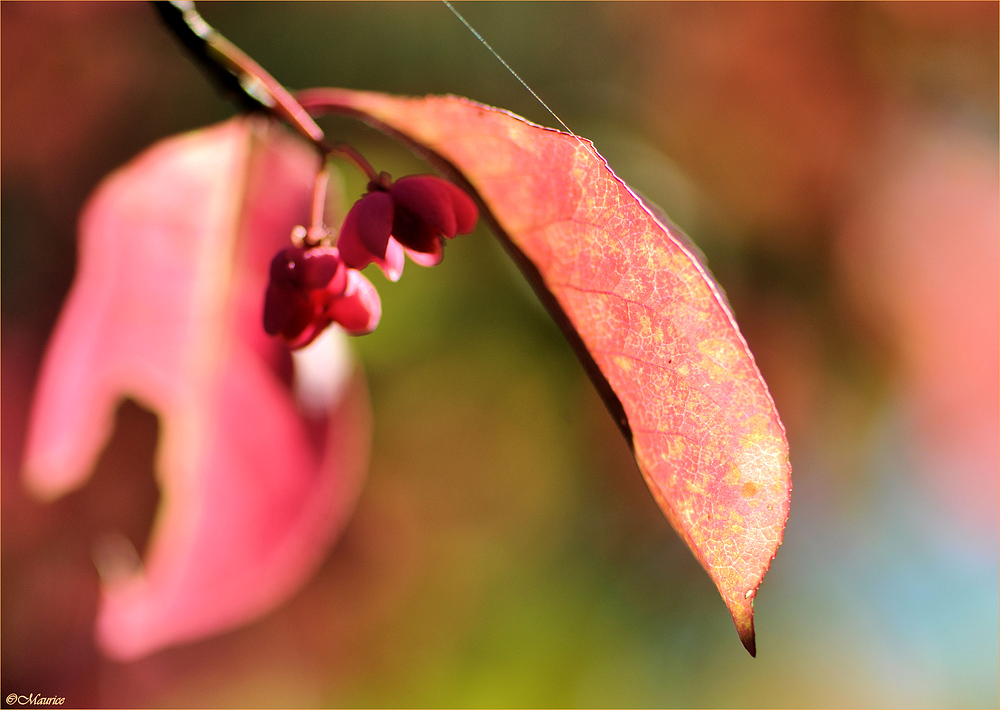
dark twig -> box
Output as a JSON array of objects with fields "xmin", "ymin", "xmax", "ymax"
[
  {"xmin": 152, "ymin": 1, "xmax": 326, "ymax": 149},
  {"xmin": 153, "ymin": 1, "xmax": 390, "ymax": 184}
]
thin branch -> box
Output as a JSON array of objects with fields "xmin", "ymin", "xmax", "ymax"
[
  {"xmin": 309, "ymin": 163, "xmax": 330, "ymax": 241},
  {"xmin": 153, "ymin": 1, "xmax": 391, "ymax": 185},
  {"xmin": 152, "ymin": 1, "xmax": 327, "ymax": 149}
]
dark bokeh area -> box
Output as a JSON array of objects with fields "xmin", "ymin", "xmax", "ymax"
[{"xmin": 3, "ymin": 2, "xmax": 997, "ymax": 707}]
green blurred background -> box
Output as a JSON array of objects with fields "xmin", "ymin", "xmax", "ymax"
[{"xmin": 3, "ymin": 2, "xmax": 997, "ymax": 707}]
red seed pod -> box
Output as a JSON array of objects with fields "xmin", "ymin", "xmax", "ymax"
[
  {"xmin": 269, "ymin": 245, "xmax": 346, "ymax": 290},
  {"xmin": 336, "ymin": 191, "xmax": 404, "ymax": 281},
  {"xmin": 325, "ymin": 269, "xmax": 382, "ymax": 336},
  {"xmin": 337, "ymin": 174, "xmax": 478, "ymax": 279},
  {"xmin": 263, "ymin": 245, "xmax": 379, "ymax": 348}
]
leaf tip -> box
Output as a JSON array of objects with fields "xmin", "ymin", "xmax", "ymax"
[
  {"xmin": 739, "ymin": 623, "xmax": 757, "ymax": 658},
  {"xmin": 731, "ymin": 596, "xmax": 757, "ymax": 657}
]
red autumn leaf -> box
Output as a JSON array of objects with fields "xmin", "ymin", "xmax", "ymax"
[
  {"xmin": 299, "ymin": 89, "xmax": 791, "ymax": 656},
  {"xmin": 21, "ymin": 117, "xmax": 371, "ymax": 660}
]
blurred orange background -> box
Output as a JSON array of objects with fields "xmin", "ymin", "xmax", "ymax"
[{"xmin": 3, "ymin": 2, "xmax": 997, "ymax": 706}]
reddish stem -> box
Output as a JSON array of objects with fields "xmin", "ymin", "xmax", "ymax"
[
  {"xmin": 308, "ymin": 161, "xmax": 330, "ymax": 244},
  {"xmin": 326, "ymin": 142, "xmax": 380, "ymax": 183}
]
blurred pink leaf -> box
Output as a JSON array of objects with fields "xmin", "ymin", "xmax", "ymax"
[
  {"xmin": 299, "ymin": 89, "xmax": 791, "ymax": 655},
  {"xmin": 22, "ymin": 118, "xmax": 371, "ymax": 660}
]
